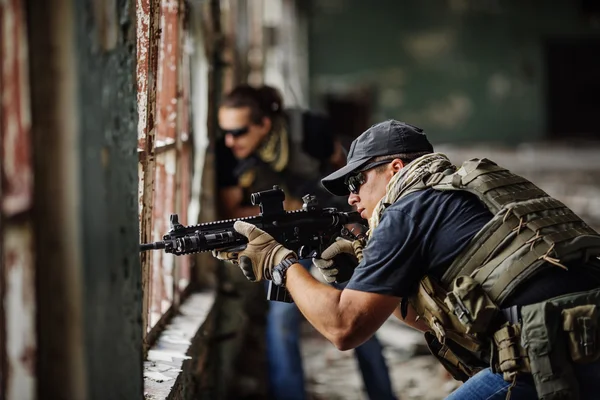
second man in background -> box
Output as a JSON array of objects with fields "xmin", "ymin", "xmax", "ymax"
[{"xmin": 215, "ymin": 84, "xmax": 397, "ymax": 400}]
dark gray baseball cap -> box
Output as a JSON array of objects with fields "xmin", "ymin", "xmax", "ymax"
[{"xmin": 321, "ymin": 120, "xmax": 434, "ymax": 196}]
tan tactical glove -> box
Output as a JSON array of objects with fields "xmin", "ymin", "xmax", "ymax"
[
  {"xmin": 212, "ymin": 221, "xmax": 297, "ymax": 282},
  {"xmin": 312, "ymin": 238, "xmax": 364, "ymax": 283}
]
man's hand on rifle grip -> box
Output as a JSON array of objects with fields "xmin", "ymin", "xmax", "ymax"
[
  {"xmin": 312, "ymin": 237, "xmax": 364, "ymax": 283},
  {"xmin": 212, "ymin": 221, "xmax": 297, "ymax": 282}
]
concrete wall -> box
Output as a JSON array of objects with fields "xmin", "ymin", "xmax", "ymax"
[
  {"xmin": 75, "ymin": 1, "xmax": 143, "ymax": 398},
  {"xmin": 308, "ymin": 0, "xmax": 600, "ymax": 144},
  {"xmin": 28, "ymin": 0, "xmax": 143, "ymax": 398}
]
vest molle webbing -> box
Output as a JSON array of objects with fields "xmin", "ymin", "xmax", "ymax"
[
  {"xmin": 428, "ymin": 158, "xmax": 600, "ymax": 305},
  {"xmin": 405, "ymin": 157, "xmax": 600, "ymax": 396}
]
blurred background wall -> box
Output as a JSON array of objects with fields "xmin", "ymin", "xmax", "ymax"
[{"xmin": 307, "ymin": 0, "xmax": 600, "ymax": 145}]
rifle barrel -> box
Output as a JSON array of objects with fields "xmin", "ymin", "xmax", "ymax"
[{"xmin": 140, "ymin": 242, "xmax": 166, "ymax": 251}]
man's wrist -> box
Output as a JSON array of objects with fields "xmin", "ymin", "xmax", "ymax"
[{"xmin": 272, "ymin": 256, "xmax": 299, "ymax": 287}]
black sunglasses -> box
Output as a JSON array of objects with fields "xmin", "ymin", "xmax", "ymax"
[
  {"xmin": 344, "ymin": 159, "xmax": 393, "ymax": 194},
  {"xmin": 221, "ymin": 126, "xmax": 250, "ymax": 137}
]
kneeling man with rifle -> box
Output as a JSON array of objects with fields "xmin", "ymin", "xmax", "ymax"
[{"xmin": 213, "ymin": 120, "xmax": 600, "ymax": 399}]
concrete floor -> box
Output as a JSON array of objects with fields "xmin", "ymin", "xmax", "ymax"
[{"xmin": 301, "ymin": 317, "xmax": 460, "ymax": 400}]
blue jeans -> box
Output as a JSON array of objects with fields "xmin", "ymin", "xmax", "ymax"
[
  {"xmin": 446, "ymin": 363, "xmax": 600, "ymax": 399},
  {"xmin": 265, "ymin": 260, "xmax": 396, "ymax": 400},
  {"xmin": 353, "ymin": 333, "xmax": 397, "ymax": 400},
  {"xmin": 265, "ymin": 298, "xmax": 306, "ymax": 400},
  {"xmin": 445, "ymin": 369, "xmax": 537, "ymax": 400}
]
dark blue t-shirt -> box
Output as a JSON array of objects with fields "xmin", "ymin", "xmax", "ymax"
[
  {"xmin": 346, "ymin": 189, "xmax": 491, "ymax": 298},
  {"xmin": 345, "ymin": 188, "xmax": 596, "ymax": 306}
]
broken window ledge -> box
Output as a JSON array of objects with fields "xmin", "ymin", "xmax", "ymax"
[{"xmin": 143, "ymin": 290, "xmax": 216, "ymax": 399}]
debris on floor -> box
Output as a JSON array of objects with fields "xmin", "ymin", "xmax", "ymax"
[{"xmin": 301, "ymin": 317, "xmax": 461, "ymax": 400}]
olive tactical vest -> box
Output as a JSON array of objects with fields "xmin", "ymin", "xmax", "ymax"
[
  {"xmin": 431, "ymin": 158, "xmax": 600, "ymax": 303},
  {"xmin": 404, "ymin": 158, "xmax": 600, "ymax": 383}
]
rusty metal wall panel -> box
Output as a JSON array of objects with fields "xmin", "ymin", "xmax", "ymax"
[
  {"xmin": 163, "ymin": 151, "xmax": 176, "ymax": 309},
  {"xmin": 0, "ymin": 0, "xmax": 33, "ymax": 216},
  {"xmin": 177, "ymin": 144, "xmax": 192, "ymax": 293},
  {"xmin": 175, "ymin": 25, "xmax": 192, "ymax": 301},
  {"xmin": 149, "ymin": 150, "xmax": 177, "ymax": 329},
  {"xmin": 0, "ymin": 0, "xmax": 36, "ymax": 398},
  {"xmin": 137, "ymin": 0, "xmax": 153, "ymax": 145},
  {"xmin": 2, "ymin": 226, "xmax": 35, "ymax": 400},
  {"xmin": 149, "ymin": 153, "xmax": 162, "ymax": 329},
  {"xmin": 137, "ymin": 0, "xmax": 161, "ymax": 341},
  {"xmin": 138, "ymin": 0, "xmax": 195, "ymax": 339},
  {"xmin": 150, "ymin": 158, "xmax": 166, "ymax": 329},
  {"xmin": 156, "ymin": 0, "xmax": 179, "ymax": 142},
  {"xmin": 145, "ymin": 0, "xmax": 194, "ymax": 332}
]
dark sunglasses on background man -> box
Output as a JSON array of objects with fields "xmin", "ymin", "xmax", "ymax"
[
  {"xmin": 344, "ymin": 159, "xmax": 393, "ymax": 194},
  {"xmin": 220, "ymin": 126, "xmax": 250, "ymax": 137}
]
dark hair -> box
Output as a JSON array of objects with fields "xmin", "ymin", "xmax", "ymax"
[
  {"xmin": 221, "ymin": 84, "xmax": 284, "ymax": 124},
  {"xmin": 371, "ymin": 152, "xmax": 431, "ymax": 173}
]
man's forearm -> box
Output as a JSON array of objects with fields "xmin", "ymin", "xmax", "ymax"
[
  {"xmin": 285, "ymin": 264, "xmax": 346, "ymax": 343},
  {"xmin": 285, "ymin": 264, "xmax": 375, "ymax": 350}
]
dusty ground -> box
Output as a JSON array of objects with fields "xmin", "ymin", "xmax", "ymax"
[{"xmin": 301, "ymin": 317, "xmax": 461, "ymax": 400}]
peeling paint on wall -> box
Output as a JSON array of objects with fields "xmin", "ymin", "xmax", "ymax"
[
  {"xmin": 137, "ymin": 0, "xmax": 151, "ymax": 141},
  {"xmin": 137, "ymin": 0, "xmax": 161, "ymax": 339},
  {"xmin": 3, "ymin": 225, "xmax": 36, "ymax": 400},
  {"xmin": 157, "ymin": 0, "xmax": 180, "ymax": 141},
  {"xmin": 143, "ymin": 0, "xmax": 194, "ymax": 332},
  {"xmin": 150, "ymin": 151, "xmax": 178, "ymax": 328},
  {"xmin": 1, "ymin": 0, "xmax": 37, "ymax": 398},
  {"xmin": 1, "ymin": 0, "xmax": 33, "ymax": 216}
]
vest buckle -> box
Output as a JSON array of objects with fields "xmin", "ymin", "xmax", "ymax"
[
  {"xmin": 431, "ymin": 316, "xmax": 446, "ymax": 343},
  {"xmin": 446, "ymin": 291, "xmax": 472, "ymax": 326}
]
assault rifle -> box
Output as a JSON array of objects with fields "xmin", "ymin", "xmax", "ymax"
[{"xmin": 139, "ymin": 186, "xmax": 366, "ymax": 302}]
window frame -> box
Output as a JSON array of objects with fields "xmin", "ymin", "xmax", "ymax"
[{"xmin": 136, "ymin": 0, "xmax": 195, "ymax": 348}]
